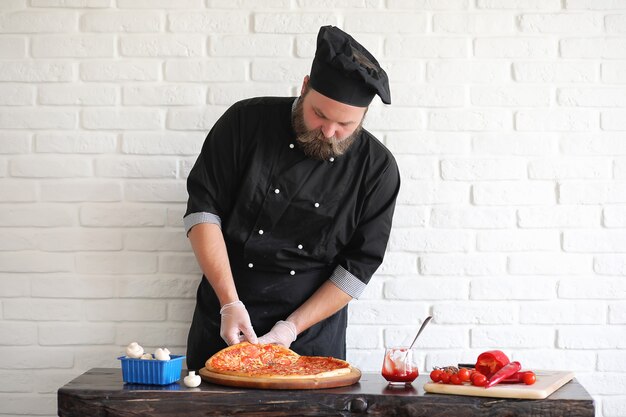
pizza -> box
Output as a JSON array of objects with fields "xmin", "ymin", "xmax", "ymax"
[{"xmin": 205, "ymin": 342, "xmax": 351, "ymax": 379}]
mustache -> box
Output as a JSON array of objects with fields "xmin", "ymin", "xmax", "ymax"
[{"xmin": 295, "ymin": 129, "xmax": 345, "ymax": 155}]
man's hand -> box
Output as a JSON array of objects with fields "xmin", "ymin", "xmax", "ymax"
[
  {"xmin": 257, "ymin": 320, "xmax": 298, "ymax": 348},
  {"xmin": 219, "ymin": 301, "xmax": 258, "ymax": 345}
]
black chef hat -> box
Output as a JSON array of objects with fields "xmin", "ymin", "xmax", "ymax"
[{"xmin": 309, "ymin": 25, "xmax": 391, "ymax": 107}]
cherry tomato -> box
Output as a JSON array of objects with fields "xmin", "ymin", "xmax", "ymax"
[
  {"xmin": 471, "ymin": 372, "xmax": 487, "ymax": 387},
  {"xmin": 439, "ymin": 371, "xmax": 451, "ymax": 384},
  {"xmin": 430, "ymin": 369, "xmax": 442, "ymax": 383},
  {"xmin": 522, "ymin": 371, "xmax": 536, "ymax": 385},
  {"xmin": 450, "ymin": 374, "xmax": 462, "ymax": 385},
  {"xmin": 458, "ymin": 368, "xmax": 471, "ymax": 382},
  {"xmin": 470, "ymin": 371, "xmax": 483, "ymax": 382}
]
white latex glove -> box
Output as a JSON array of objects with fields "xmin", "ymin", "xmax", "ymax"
[
  {"xmin": 219, "ymin": 301, "xmax": 258, "ymax": 345},
  {"xmin": 257, "ymin": 320, "xmax": 298, "ymax": 348}
]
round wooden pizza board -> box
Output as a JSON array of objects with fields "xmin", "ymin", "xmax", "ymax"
[{"xmin": 199, "ymin": 366, "xmax": 362, "ymax": 390}]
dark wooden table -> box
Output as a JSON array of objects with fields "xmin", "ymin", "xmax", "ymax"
[{"xmin": 57, "ymin": 368, "xmax": 594, "ymax": 417}]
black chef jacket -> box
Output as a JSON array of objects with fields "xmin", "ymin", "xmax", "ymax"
[{"xmin": 184, "ymin": 96, "xmax": 400, "ymax": 369}]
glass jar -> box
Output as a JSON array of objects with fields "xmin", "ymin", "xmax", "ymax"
[{"xmin": 381, "ymin": 347, "xmax": 418, "ymax": 386}]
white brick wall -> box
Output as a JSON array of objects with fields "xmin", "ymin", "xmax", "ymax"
[{"xmin": 1, "ymin": 2, "xmax": 625, "ymax": 416}]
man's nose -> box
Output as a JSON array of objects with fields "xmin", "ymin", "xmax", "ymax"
[{"xmin": 321, "ymin": 123, "xmax": 336, "ymax": 139}]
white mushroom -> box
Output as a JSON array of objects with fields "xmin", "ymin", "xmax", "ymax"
[
  {"xmin": 154, "ymin": 348, "xmax": 171, "ymax": 361},
  {"xmin": 125, "ymin": 342, "xmax": 144, "ymax": 359},
  {"xmin": 183, "ymin": 371, "xmax": 201, "ymax": 388}
]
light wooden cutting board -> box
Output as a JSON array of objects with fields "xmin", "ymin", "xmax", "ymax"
[{"xmin": 423, "ymin": 370, "xmax": 575, "ymax": 399}]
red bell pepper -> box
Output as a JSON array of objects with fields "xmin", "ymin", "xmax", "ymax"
[
  {"xmin": 475, "ymin": 350, "xmax": 510, "ymax": 378},
  {"xmin": 485, "ymin": 361, "xmax": 522, "ymax": 388}
]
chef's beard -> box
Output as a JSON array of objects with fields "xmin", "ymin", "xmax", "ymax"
[{"xmin": 292, "ymin": 96, "xmax": 363, "ymax": 161}]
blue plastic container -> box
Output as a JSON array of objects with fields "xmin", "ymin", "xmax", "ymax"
[{"xmin": 118, "ymin": 355, "xmax": 185, "ymax": 385}]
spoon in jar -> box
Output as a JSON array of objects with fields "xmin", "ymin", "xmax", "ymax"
[
  {"xmin": 404, "ymin": 315, "xmax": 432, "ymax": 358},
  {"xmin": 396, "ymin": 316, "xmax": 432, "ymax": 375}
]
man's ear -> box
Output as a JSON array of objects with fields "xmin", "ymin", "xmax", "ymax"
[{"xmin": 301, "ymin": 75, "xmax": 310, "ymax": 96}]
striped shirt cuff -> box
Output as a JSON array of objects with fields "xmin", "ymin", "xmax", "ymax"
[
  {"xmin": 183, "ymin": 212, "xmax": 221, "ymax": 235},
  {"xmin": 329, "ymin": 265, "xmax": 367, "ymax": 299}
]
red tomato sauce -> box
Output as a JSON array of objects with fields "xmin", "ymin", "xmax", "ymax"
[{"xmin": 382, "ymin": 367, "xmax": 419, "ymax": 382}]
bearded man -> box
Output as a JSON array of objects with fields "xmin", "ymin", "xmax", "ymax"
[{"xmin": 184, "ymin": 25, "xmax": 400, "ymax": 370}]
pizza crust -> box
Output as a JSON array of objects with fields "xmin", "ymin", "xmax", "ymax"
[
  {"xmin": 206, "ymin": 367, "xmax": 351, "ymax": 379},
  {"xmin": 304, "ymin": 367, "xmax": 351, "ymax": 379}
]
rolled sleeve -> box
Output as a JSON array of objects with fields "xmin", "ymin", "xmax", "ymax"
[
  {"xmin": 184, "ymin": 212, "xmax": 221, "ymax": 235},
  {"xmin": 329, "ymin": 265, "xmax": 367, "ymax": 299}
]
